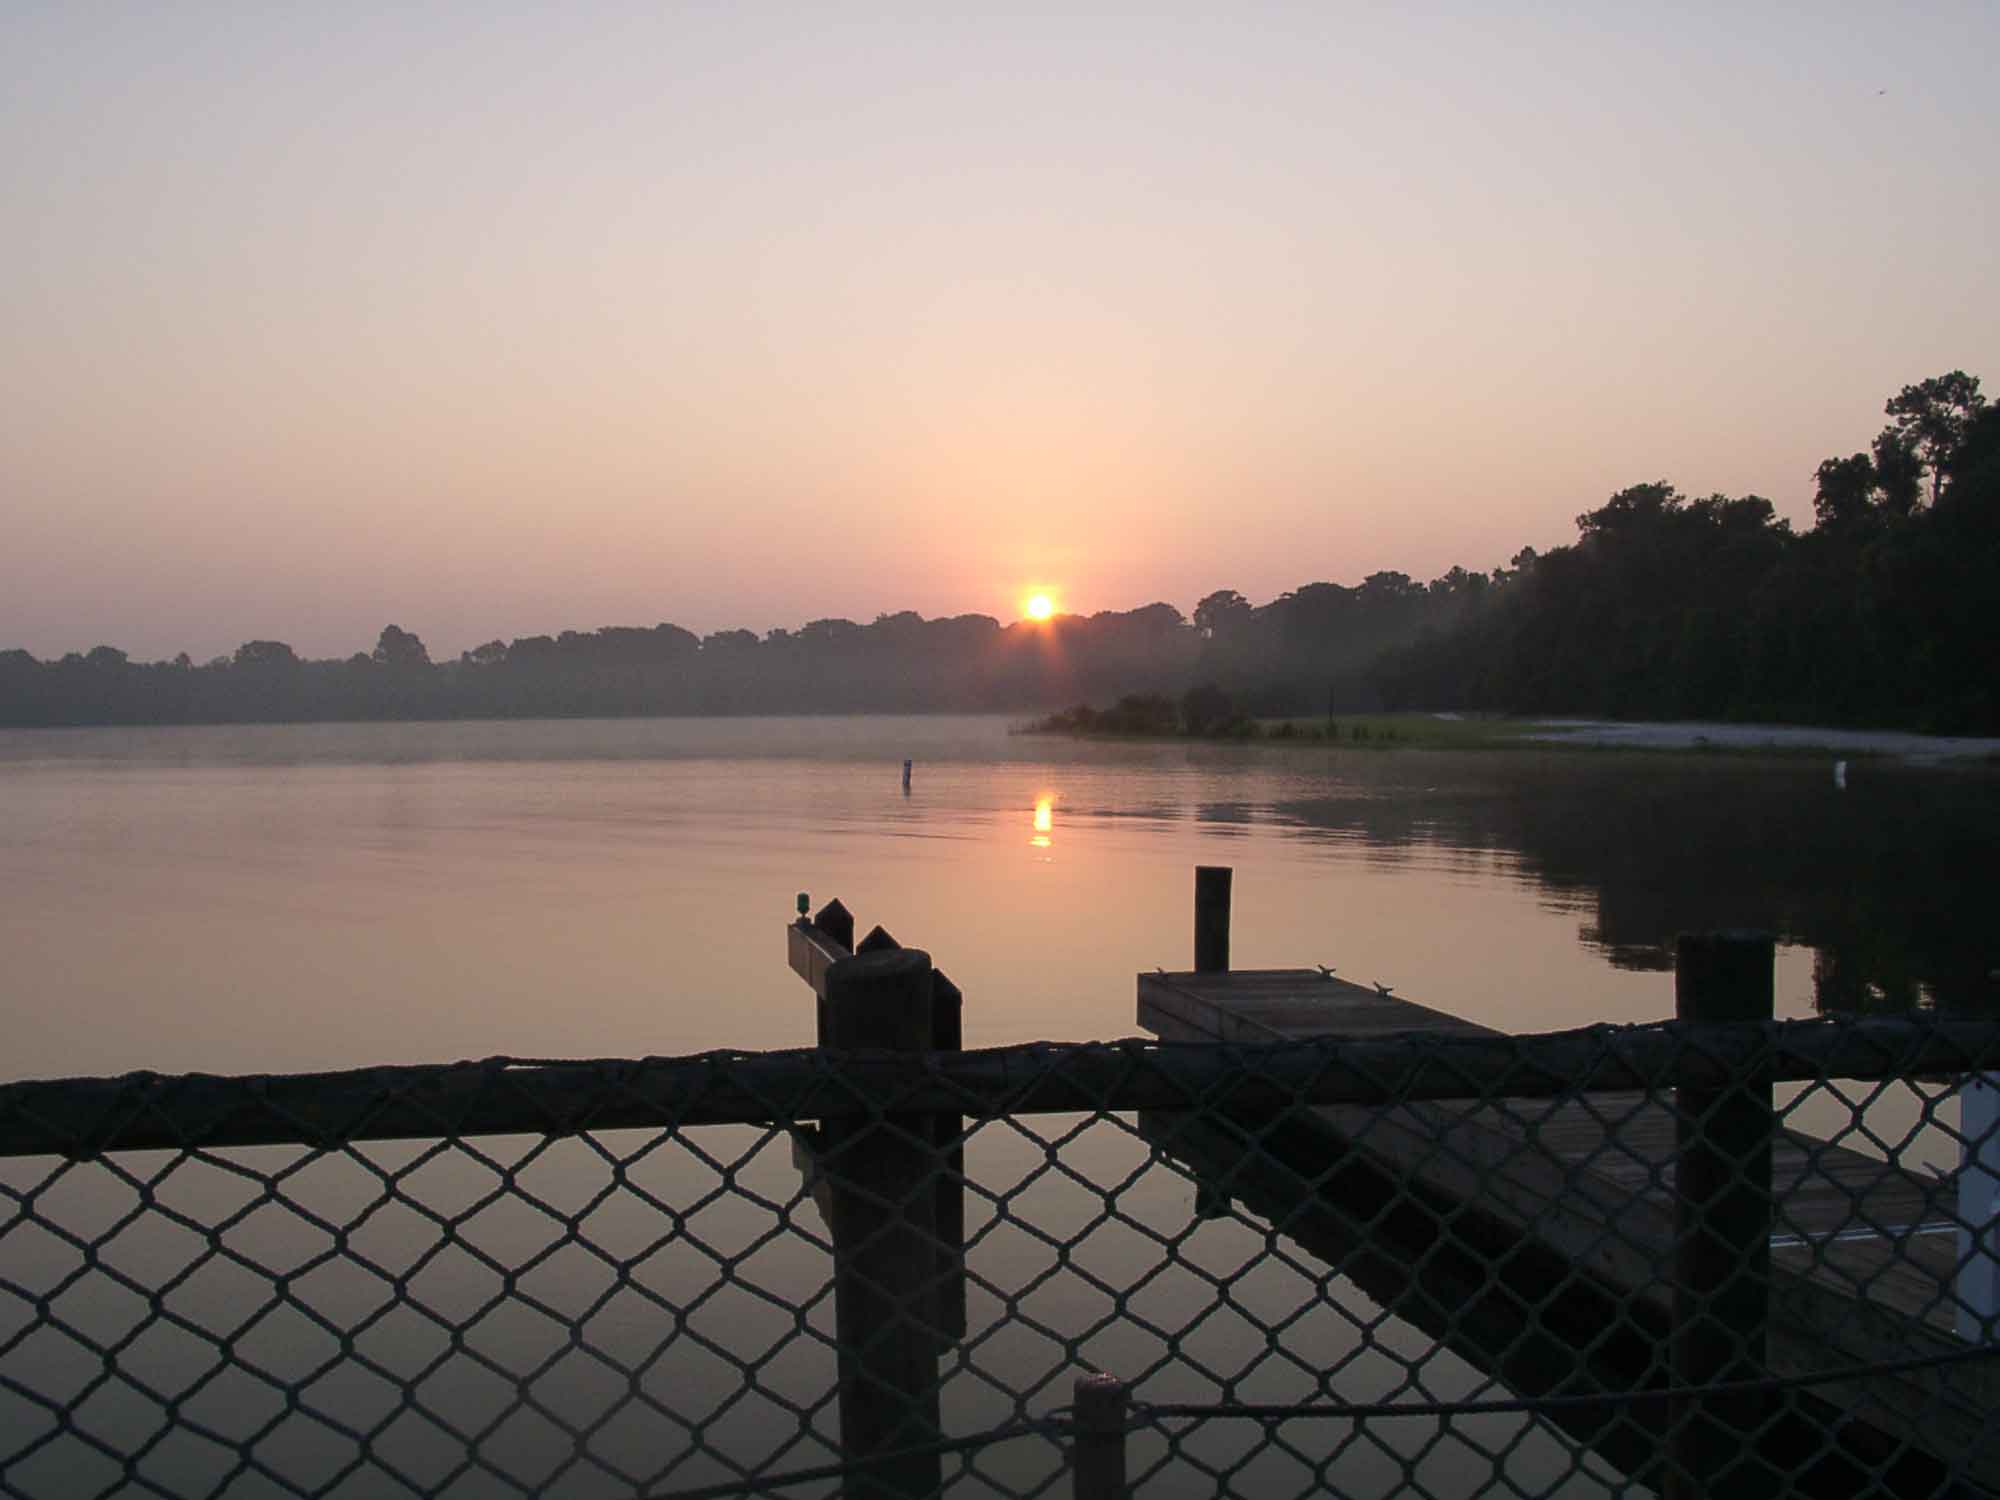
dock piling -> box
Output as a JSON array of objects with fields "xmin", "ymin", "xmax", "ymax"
[
  {"xmin": 1668, "ymin": 930, "xmax": 1775, "ymax": 1500},
  {"xmin": 1194, "ymin": 866, "xmax": 1232, "ymax": 974}
]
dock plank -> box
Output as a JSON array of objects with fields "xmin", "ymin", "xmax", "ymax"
[{"xmin": 1142, "ymin": 968, "xmax": 1490, "ymax": 1042}]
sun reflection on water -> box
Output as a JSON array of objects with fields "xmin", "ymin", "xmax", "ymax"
[{"xmin": 1031, "ymin": 795, "xmax": 1053, "ymax": 848}]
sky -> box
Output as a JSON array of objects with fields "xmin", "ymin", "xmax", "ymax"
[{"xmin": 3, "ymin": 2, "xmax": 1996, "ymax": 664}]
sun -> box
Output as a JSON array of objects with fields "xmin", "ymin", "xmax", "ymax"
[{"xmin": 1026, "ymin": 593, "xmax": 1055, "ymax": 621}]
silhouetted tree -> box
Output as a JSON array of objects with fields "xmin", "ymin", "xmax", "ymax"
[
  {"xmin": 1193, "ymin": 590, "xmax": 1251, "ymax": 640},
  {"xmin": 372, "ymin": 625, "xmax": 430, "ymax": 669},
  {"xmin": 1942, "ymin": 406, "xmax": 2000, "ymax": 509},
  {"xmin": 1884, "ymin": 371, "xmax": 1986, "ymax": 505},
  {"xmin": 233, "ymin": 641, "xmax": 299, "ymax": 670},
  {"xmin": 1180, "ymin": 681, "xmax": 1237, "ymax": 735},
  {"xmin": 1812, "ymin": 453, "xmax": 1879, "ymax": 531},
  {"xmin": 1365, "ymin": 371, "xmax": 1996, "ymax": 730},
  {"xmin": 1871, "ymin": 430, "xmax": 1924, "ymax": 518}
]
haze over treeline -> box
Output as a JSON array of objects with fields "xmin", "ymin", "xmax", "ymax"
[{"xmin": 4, "ymin": 374, "xmax": 1994, "ymax": 734}]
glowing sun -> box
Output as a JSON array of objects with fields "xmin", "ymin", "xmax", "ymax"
[{"xmin": 1026, "ymin": 593, "xmax": 1055, "ymax": 621}]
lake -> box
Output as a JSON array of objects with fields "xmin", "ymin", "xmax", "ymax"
[
  {"xmin": 10, "ymin": 714, "xmax": 1994, "ymax": 1080},
  {"xmin": 1, "ymin": 716, "xmax": 1992, "ymax": 1497}
]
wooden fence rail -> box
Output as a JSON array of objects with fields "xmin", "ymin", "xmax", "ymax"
[{"xmin": 0, "ymin": 1015, "xmax": 1997, "ymax": 1159}]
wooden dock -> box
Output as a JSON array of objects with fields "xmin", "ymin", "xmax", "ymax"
[{"xmin": 1139, "ymin": 966, "xmax": 1997, "ymax": 1495}]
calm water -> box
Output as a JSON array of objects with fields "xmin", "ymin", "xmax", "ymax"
[
  {"xmin": 9, "ymin": 714, "xmax": 1996, "ymax": 1079},
  {"xmin": 2, "ymin": 717, "xmax": 1993, "ymax": 1496}
]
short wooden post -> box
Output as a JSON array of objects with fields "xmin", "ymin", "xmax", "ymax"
[
  {"xmin": 1071, "ymin": 1371, "xmax": 1129, "ymax": 1500},
  {"xmin": 1668, "ymin": 931, "xmax": 1774, "ymax": 1500},
  {"xmin": 857, "ymin": 923, "xmax": 901, "ymax": 955},
  {"xmin": 1194, "ymin": 866, "xmax": 1232, "ymax": 974},
  {"xmin": 814, "ymin": 897, "xmax": 856, "ymax": 953},
  {"xmin": 820, "ymin": 947, "xmax": 942, "ymax": 1500}
]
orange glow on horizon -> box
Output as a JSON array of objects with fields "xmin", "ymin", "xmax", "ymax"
[{"xmin": 1025, "ymin": 592, "xmax": 1056, "ymax": 621}]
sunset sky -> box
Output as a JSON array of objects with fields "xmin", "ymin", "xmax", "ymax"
[{"xmin": 4, "ymin": 3, "xmax": 1995, "ymax": 663}]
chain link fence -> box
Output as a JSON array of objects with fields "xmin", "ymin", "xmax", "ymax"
[{"xmin": 2, "ymin": 962, "xmax": 1998, "ymax": 1497}]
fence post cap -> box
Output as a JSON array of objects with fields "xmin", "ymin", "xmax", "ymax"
[{"xmin": 1074, "ymin": 1370, "xmax": 1129, "ymax": 1424}]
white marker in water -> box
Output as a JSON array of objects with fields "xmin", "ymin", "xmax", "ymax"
[{"xmin": 1834, "ymin": 759, "xmax": 1848, "ymax": 790}]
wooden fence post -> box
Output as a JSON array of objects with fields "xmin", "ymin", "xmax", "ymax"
[
  {"xmin": 930, "ymin": 969, "xmax": 967, "ymax": 1345},
  {"xmin": 820, "ymin": 946, "xmax": 942, "ymax": 1500},
  {"xmin": 1071, "ymin": 1371, "xmax": 1129, "ymax": 1500},
  {"xmin": 1194, "ymin": 866, "xmax": 1232, "ymax": 974},
  {"xmin": 1960, "ymin": 1073, "xmax": 2000, "ymax": 1341},
  {"xmin": 790, "ymin": 905, "xmax": 967, "ymax": 1351},
  {"xmin": 1668, "ymin": 930, "xmax": 1774, "ymax": 1500}
]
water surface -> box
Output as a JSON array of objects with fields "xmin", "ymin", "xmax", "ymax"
[
  {"xmin": 2, "ymin": 715, "xmax": 1991, "ymax": 1081},
  {"xmin": 2, "ymin": 716, "xmax": 1992, "ymax": 1496}
]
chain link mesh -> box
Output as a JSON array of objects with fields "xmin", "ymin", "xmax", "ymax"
[{"xmin": 3, "ymin": 1017, "xmax": 1998, "ymax": 1497}]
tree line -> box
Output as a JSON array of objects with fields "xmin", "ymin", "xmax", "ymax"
[
  {"xmin": 2, "ymin": 372, "xmax": 1990, "ymax": 731},
  {"xmin": 0, "ymin": 583, "xmax": 1487, "ymax": 729},
  {"xmin": 1371, "ymin": 372, "xmax": 1998, "ymax": 731}
]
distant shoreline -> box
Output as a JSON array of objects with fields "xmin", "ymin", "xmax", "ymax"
[
  {"xmin": 1519, "ymin": 719, "xmax": 2000, "ymax": 764},
  {"xmin": 1024, "ymin": 709, "xmax": 2000, "ymax": 766},
  {"xmin": 4, "ymin": 708, "xmax": 1995, "ymax": 767}
]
